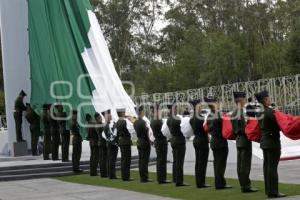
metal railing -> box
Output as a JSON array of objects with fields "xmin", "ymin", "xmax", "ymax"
[{"xmin": 134, "ymin": 74, "xmax": 300, "ymax": 112}]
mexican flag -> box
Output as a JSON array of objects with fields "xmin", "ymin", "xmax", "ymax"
[{"xmin": 0, "ymin": 0, "xmax": 136, "ymax": 139}]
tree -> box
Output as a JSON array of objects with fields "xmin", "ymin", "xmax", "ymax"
[{"xmin": 286, "ymin": 0, "xmax": 300, "ymax": 74}]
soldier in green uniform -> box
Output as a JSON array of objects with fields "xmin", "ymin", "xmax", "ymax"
[
  {"xmin": 134, "ymin": 106, "xmax": 152, "ymax": 183},
  {"xmin": 25, "ymin": 104, "xmax": 40, "ymax": 156},
  {"xmin": 189, "ymin": 100, "xmax": 210, "ymax": 188},
  {"xmin": 57, "ymin": 105, "xmax": 70, "ymax": 162},
  {"xmin": 42, "ymin": 104, "xmax": 51, "ymax": 160},
  {"xmin": 150, "ymin": 105, "xmax": 171, "ymax": 184},
  {"xmin": 102, "ymin": 110, "xmax": 119, "ymax": 179},
  {"xmin": 232, "ymin": 92, "xmax": 258, "ymax": 193},
  {"xmin": 86, "ymin": 113, "xmax": 99, "ymax": 176},
  {"xmin": 206, "ymin": 96, "xmax": 231, "ymax": 190},
  {"xmin": 255, "ymin": 91, "xmax": 286, "ymax": 198},
  {"xmin": 95, "ymin": 112, "xmax": 108, "ymax": 178},
  {"xmin": 50, "ymin": 105, "xmax": 60, "ymax": 160},
  {"xmin": 70, "ymin": 110, "xmax": 83, "ymax": 173},
  {"xmin": 167, "ymin": 104, "xmax": 188, "ymax": 187},
  {"xmin": 116, "ymin": 108, "xmax": 134, "ymax": 181},
  {"xmin": 13, "ymin": 90, "xmax": 27, "ymax": 142}
]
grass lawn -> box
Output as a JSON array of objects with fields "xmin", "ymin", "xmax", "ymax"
[{"xmin": 57, "ymin": 171, "xmax": 300, "ymax": 200}]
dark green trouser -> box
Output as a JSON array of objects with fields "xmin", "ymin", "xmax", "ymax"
[
  {"xmin": 212, "ymin": 147, "xmax": 228, "ymax": 189},
  {"xmin": 43, "ymin": 130, "xmax": 51, "ymax": 160},
  {"xmin": 90, "ymin": 143, "xmax": 99, "ymax": 176},
  {"xmin": 51, "ymin": 131, "xmax": 60, "ymax": 160},
  {"xmin": 263, "ymin": 148, "xmax": 281, "ymax": 196},
  {"xmin": 171, "ymin": 142, "xmax": 186, "ymax": 185},
  {"xmin": 30, "ymin": 127, "xmax": 39, "ymax": 156},
  {"xmin": 61, "ymin": 131, "xmax": 70, "ymax": 162},
  {"xmin": 194, "ymin": 142, "xmax": 209, "ymax": 187},
  {"xmin": 120, "ymin": 145, "xmax": 131, "ymax": 181},
  {"xmin": 137, "ymin": 144, "xmax": 151, "ymax": 182},
  {"xmin": 14, "ymin": 113, "xmax": 23, "ymax": 142},
  {"xmin": 72, "ymin": 139, "xmax": 82, "ymax": 171},
  {"xmin": 155, "ymin": 141, "xmax": 168, "ymax": 183},
  {"xmin": 107, "ymin": 143, "xmax": 118, "ymax": 179},
  {"xmin": 99, "ymin": 145, "xmax": 108, "ymax": 177},
  {"xmin": 237, "ymin": 146, "xmax": 252, "ymax": 190}
]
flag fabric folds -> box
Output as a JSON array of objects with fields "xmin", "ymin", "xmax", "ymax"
[
  {"xmin": 28, "ymin": 0, "xmax": 136, "ymax": 137},
  {"xmin": 245, "ymin": 118, "xmax": 262, "ymax": 143},
  {"xmin": 274, "ymin": 111, "xmax": 300, "ymax": 140},
  {"xmin": 222, "ymin": 113, "xmax": 236, "ymax": 140}
]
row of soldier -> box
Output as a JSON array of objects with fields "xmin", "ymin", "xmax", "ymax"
[
  {"xmin": 14, "ymin": 91, "xmax": 78, "ymax": 164},
  {"xmin": 14, "ymin": 89, "xmax": 286, "ymax": 198},
  {"xmin": 83, "ymin": 90, "xmax": 286, "ymax": 199}
]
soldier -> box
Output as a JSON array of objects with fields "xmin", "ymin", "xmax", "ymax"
[
  {"xmin": 255, "ymin": 91, "xmax": 286, "ymax": 198},
  {"xmin": 57, "ymin": 105, "xmax": 70, "ymax": 162},
  {"xmin": 95, "ymin": 112, "xmax": 108, "ymax": 178},
  {"xmin": 13, "ymin": 90, "xmax": 27, "ymax": 142},
  {"xmin": 116, "ymin": 108, "xmax": 135, "ymax": 181},
  {"xmin": 167, "ymin": 103, "xmax": 188, "ymax": 187},
  {"xmin": 25, "ymin": 104, "xmax": 40, "ymax": 156},
  {"xmin": 70, "ymin": 110, "xmax": 83, "ymax": 173},
  {"xmin": 190, "ymin": 100, "xmax": 210, "ymax": 188},
  {"xmin": 134, "ymin": 106, "xmax": 152, "ymax": 183},
  {"xmin": 150, "ymin": 105, "xmax": 171, "ymax": 184},
  {"xmin": 102, "ymin": 110, "xmax": 119, "ymax": 179},
  {"xmin": 42, "ymin": 104, "xmax": 51, "ymax": 160},
  {"xmin": 205, "ymin": 96, "xmax": 232, "ymax": 190},
  {"xmin": 86, "ymin": 113, "xmax": 99, "ymax": 176},
  {"xmin": 50, "ymin": 105, "xmax": 60, "ymax": 160},
  {"xmin": 232, "ymin": 92, "xmax": 258, "ymax": 193}
]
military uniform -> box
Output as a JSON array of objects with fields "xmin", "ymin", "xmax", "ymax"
[
  {"xmin": 25, "ymin": 109, "xmax": 40, "ymax": 156},
  {"xmin": 167, "ymin": 116, "xmax": 186, "ymax": 186},
  {"xmin": 97, "ymin": 126, "xmax": 108, "ymax": 178},
  {"xmin": 87, "ymin": 124, "xmax": 99, "ymax": 176},
  {"xmin": 151, "ymin": 119, "xmax": 168, "ymax": 184},
  {"xmin": 259, "ymin": 107, "xmax": 281, "ymax": 197},
  {"xmin": 70, "ymin": 119, "xmax": 82, "ymax": 172},
  {"xmin": 232, "ymin": 108, "xmax": 253, "ymax": 191},
  {"xmin": 208, "ymin": 111, "xmax": 229, "ymax": 189},
  {"xmin": 190, "ymin": 115, "xmax": 209, "ymax": 188},
  {"xmin": 116, "ymin": 118, "xmax": 132, "ymax": 181},
  {"xmin": 42, "ymin": 108, "xmax": 51, "ymax": 160},
  {"xmin": 134, "ymin": 118, "xmax": 151, "ymax": 182},
  {"xmin": 50, "ymin": 112, "xmax": 60, "ymax": 160},
  {"xmin": 254, "ymin": 90, "xmax": 285, "ymax": 198},
  {"xmin": 58, "ymin": 111, "xmax": 70, "ymax": 162},
  {"xmin": 103, "ymin": 122, "xmax": 118, "ymax": 179},
  {"xmin": 13, "ymin": 96, "xmax": 26, "ymax": 142}
]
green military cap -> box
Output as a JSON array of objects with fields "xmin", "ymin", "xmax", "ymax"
[
  {"xmin": 94, "ymin": 112, "xmax": 101, "ymax": 119},
  {"xmin": 189, "ymin": 99, "xmax": 201, "ymax": 107},
  {"xmin": 19, "ymin": 90, "xmax": 27, "ymax": 97},
  {"xmin": 204, "ymin": 95, "xmax": 217, "ymax": 103},
  {"xmin": 255, "ymin": 90, "xmax": 269, "ymax": 103},
  {"xmin": 116, "ymin": 108, "xmax": 126, "ymax": 113},
  {"xmin": 166, "ymin": 104, "xmax": 173, "ymax": 110},
  {"xmin": 85, "ymin": 113, "xmax": 92, "ymax": 122},
  {"xmin": 136, "ymin": 105, "xmax": 144, "ymax": 113},
  {"xmin": 101, "ymin": 109, "xmax": 111, "ymax": 116}
]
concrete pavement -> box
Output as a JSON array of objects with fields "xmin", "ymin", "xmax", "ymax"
[{"xmin": 0, "ymin": 179, "xmax": 176, "ymax": 200}]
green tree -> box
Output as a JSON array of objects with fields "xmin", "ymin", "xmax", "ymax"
[{"xmin": 286, "ymin": 0, "xmax": 300, "ymax": 74}]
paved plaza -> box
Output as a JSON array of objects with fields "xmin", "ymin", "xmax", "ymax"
[{"xmin": 0, "ymin": 141, "xmax": 299, "ymax": 200}]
